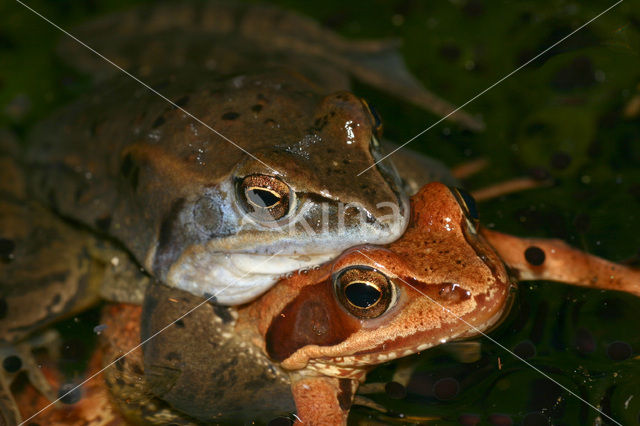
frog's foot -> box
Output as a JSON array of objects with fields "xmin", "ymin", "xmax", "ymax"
[
  {"xmin": 0, "ymin": 383, "xmax": 20, "ymax": 426},
  {"xmin": 342, "ymin": 41, "xmax": 485, "ymax": 132},
  {"xmin": 482, "ymin": 229, "xmax": 640, "ymax": 297},
  {"xmin": 352, "ymin": 395, "xmax": 388, "ymax": 413},
  {"xmin": 357, "ymin": 357, "xmax": 418, "ymax": 397},
  {"xmin": 290, "ymin": 375, "xmax": 357, "ymax": 425},
  {"xmin": 470, "ymin": 176, "xmax": 554, "ymax": 202},
  {"xmin": 451, "ymin": 158, "xmax": 489, "ymax": 179},
  {"xmin": 0, "ymin": 329, "xmax": 61, "ymax": 421},
  {"xmin": 450, "ymin": 158, "xmax": 553, "ymax": 202},
  {"xmin": 90, "ymin": 245, "xmax": 150, "ymax": 305}
]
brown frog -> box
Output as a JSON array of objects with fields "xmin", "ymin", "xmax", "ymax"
[
  {"xmin": 0, "ymin": 127, "xmax": 157, "ymax": 425},
  {"xmin": 24, "ymin": 0, "xmax": 477, "ymax": 306},
  {"xmin": 16, "ymin": 182, "xmax": 639, "ymax": 425}
]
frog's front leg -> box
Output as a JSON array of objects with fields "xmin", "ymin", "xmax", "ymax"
[
  {"xmin": 88, "ymin": 244, "xmax": 150, "ymax": 305},
  {"xmin": 0, "ymin": 387, "xmax": 19, "ymax": 426},
  {"xmin": 481, "ymin": 229, "xmax": 640, "ymax": 297},
  {"xmin": 290, "ymin": 374, "xmax": 357, "ymax": 426},
  {"xmin": 0, "ymin": 330, "xmax": 61, "ymax": 423},
  {"xmin": 357, "ymin": 357, "xmax": 417, "ymax": 398}
]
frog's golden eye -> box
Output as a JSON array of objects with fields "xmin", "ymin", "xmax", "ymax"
[
  {"xmin": 451, "ymin": 187, "xmax": 479, "ymax": 222},
  {"xmin": 334, "ymin": 267, "xmax": 394, "ymax": 319},
  {"xmin": 238, "ymin": 174, "xmax": 293, "ymax": 221}
]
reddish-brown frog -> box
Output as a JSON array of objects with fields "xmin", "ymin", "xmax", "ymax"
[{"xmin": 17, "ymin": 183, "xmax": 639, "ymax": 425}]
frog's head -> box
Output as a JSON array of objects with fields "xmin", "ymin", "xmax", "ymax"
[
  {"xmin": 146, "ymin": 84, "xmax": 408, "ymax": 305},
  {"xmin": 255, "ymin": 182, "xmax": 513, "ymax": 376},
  {"xmin": 230, "ymin": 92, "xmax": 406, "ymax": 232}
]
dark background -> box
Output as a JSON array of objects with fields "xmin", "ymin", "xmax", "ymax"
[{"xmin": 1, "ymin": 0, "xmax": 639, "ymax": 424}]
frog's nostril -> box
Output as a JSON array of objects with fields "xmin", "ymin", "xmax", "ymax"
[{"xmin": 437, "ymin": 283, "xmax": 471, "ymax": 302}]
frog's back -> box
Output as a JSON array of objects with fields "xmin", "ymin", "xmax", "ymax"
[
  {"xmin": 57, "ymin": 0, "xmax": 482, "ymax": 129},
  {"xmin": 24, "ymin": 0, "xmax": 474, "ymax": 305},
  {"xmin": 58, "ymin": 0, "xmax": 355, "ymax": 92},
  {"xmin": 26, "ymin": 68, "xmax": 320, "ymax": 258}
]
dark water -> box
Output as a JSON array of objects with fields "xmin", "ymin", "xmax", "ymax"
[{"xmin": 2, "ymin": 0, "xmax": 640, "ymax": 424}]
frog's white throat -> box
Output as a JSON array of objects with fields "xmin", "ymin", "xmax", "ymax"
[
  {"xmin": 166, "ymin": 251, "xmax": 337, "ymax": 305},
  {"xmin": 165, "ymin": 210, "xmax": 409, "ymax": 305}
]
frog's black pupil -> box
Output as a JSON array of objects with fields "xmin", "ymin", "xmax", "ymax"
[
  {"xmin": 247, "ymin": 188, "xmax": 280, "ymax": 208},
  {"xmin": 458, "ymin": 189, "xmax": 479, "ymax": 220},
  {"xmin": 344, "ymin": 282, "xmax": 381, "ymax": 308}
]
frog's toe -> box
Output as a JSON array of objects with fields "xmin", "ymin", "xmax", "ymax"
[
  {"xmin": 1, "ymin": 329, "xmax": 62, "ymax": 413},
  {"xmin": 352, "ymin": 395, "xmax": 388, "ymax": 413},
  {"xmin": 0, "ymin": 382, "xmax": 21, "ymax": 426},
  {"xmin": 358, "ymin": 357, "xmax": 418, "ymax": 397}
]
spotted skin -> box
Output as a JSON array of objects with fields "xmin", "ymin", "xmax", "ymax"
[
  {"xmin": 22, "ymin": 0, "xmax": 481, "ymax": 305},
  {"xmin": 12, "ymin": 183, "xmax": 639, "ymax": 424}
]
